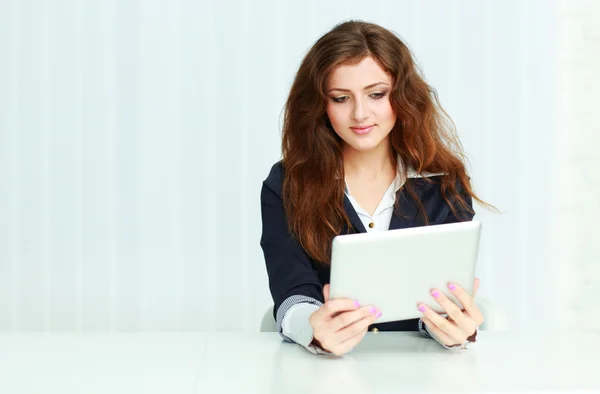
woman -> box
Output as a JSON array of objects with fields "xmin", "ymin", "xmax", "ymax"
[{"xmin": 260, "ymin": 20, "xmax": 492, "ymax": 356}]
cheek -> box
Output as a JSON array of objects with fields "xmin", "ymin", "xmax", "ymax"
[
  {"xmin": 326, "ymin": 105, "xmax": 348, "ymax": 128},
  {"xmin": 375, "ymin": 100, "xmax": 396, "ymax": 121}
]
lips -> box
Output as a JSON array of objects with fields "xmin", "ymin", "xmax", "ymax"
[{"xmin": 350, "ymin": 125, "xmax": 375, "ymax": 135}]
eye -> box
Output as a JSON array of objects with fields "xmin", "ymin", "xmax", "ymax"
[
  {"xmin": 332, "ymin": 96, "xmax": 350, "ymax": 103},
  {"xmin": 369, "ymin": 92, "xmax": 386, "ymax": 99}
]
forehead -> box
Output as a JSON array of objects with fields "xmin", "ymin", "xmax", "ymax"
[{"xmin": 327, "ymin": 56, "xmax": 391, "ymax": 88}]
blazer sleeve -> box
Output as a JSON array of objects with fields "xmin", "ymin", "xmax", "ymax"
[{"xmin": 260, "ymin": 164, "xmax": 324, "ymax": 328}]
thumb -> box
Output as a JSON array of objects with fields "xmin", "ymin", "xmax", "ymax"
[{"xmin": 323, "ymin": 284, "xmax": 330, "ymax": 302}]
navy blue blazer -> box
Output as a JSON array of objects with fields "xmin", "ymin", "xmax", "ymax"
[{"xmin": 260, "ymin": 161, "xmax": 474, "ymax": 332}]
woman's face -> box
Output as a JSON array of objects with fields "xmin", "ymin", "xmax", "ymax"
[{"xmin": 326, "ymin": 56, "xmax": 397, "ymax": 152}]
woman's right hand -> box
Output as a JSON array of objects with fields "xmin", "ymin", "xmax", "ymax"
[{"xmin": 308, "ymin": 284, "xmax": 381, "ymax": 356}]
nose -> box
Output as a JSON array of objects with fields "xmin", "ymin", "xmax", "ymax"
[{"xmin": 351, "ymin": 97, "xmax": 368, "ymax": 123}]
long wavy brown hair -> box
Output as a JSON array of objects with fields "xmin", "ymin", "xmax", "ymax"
[{"xmin": 281, "ymin": 20, "xmax": 494, "ymax": 264}]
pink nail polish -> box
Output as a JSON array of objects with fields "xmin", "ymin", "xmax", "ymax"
[
  {"xmin": 370, "ymin": 307, "xmax": 377, "ymax": 314},
  {"xmin": 448, "ymin": 283, "xmax": 457, "ymax": 291},
  {"xmin": 376, "ymin": 311, "xmax": 382, "ymax": 318},
  {"xmin": 354, "ymin": 300, "xmax": 360, "ymax": 307},
  {"xmin": 418, "ymin": 305, "xmax": 426, "ymax": 312},
  {"xmin": 432, "ymin": 290, "xmax": 440, "ymax": 298}
]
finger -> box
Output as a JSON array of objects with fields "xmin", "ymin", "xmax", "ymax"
[
  {"xmin": 473, "ymin": 278, "xmax": 480, "ymax": 298},
  {"xmin": 336, "ymin": 313, "xmax": 375, "ymax": 346},
  {"xmin": 330, "ymin": 305, "xmax": 379, "ymax": 332},
  {"xmin": 447, "ymin": 282, "xmax": 484, "ymax": 325},
  {"xmin": 323, "ymin": 284, "xmax": 330, "ymax": 302},
  {"xmin": 313, "ymin": 314, "xmax": 370, "ymax": 356},
  {"xmin": 331, "ymin": 328, "xmax": 368, "ymax": 356},
  {"xmin": 430, "ymin": 289, "xmax": 471, "ymax": 330},
  {"xmin": 317, "ymin": 298, "xmax": 360, "ymax": 320},
  {"xmin": 334, "ymin": 309, "xmax": 379, "ymax": 341},
  {"xmin": 418, "ymin": 303, "xmax": 466, "ymax": 344},
  {"xmin": 421, "ymin": 316, "xmax": 456, "ymax": 347},
  {"xmin": 341, "ymin": 326, "xmax": 369, "ymax": 349}
]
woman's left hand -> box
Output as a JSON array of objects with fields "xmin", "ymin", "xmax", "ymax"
[{"xmin": 418, "ymin": 278, "xmax": 485, "ymax": 347}]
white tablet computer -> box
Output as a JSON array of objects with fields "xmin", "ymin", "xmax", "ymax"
[{"xmin": 329, "ymin": 221, "xmax": 481, "ymax": 323}]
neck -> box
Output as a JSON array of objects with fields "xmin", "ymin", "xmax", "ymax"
[{"xmin": 342, "ymin": 138, "xmax": 395, "ymax": 181}]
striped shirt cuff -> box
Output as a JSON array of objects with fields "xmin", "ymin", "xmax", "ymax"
[
  {"xmin": 276, "ymin": 295, "xmax": 323, "ymax": 343},
  {"xmin": 418, "ymin": 318, "xmax": 433, "ymax": 339}
]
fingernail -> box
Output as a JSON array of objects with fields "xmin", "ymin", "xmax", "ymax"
[
  {"xmin": 418, "ymin": 305, "xmax": 426, "ymax": 312},
  {"xmin": 354, "ymin": 300, "xmax": 360, "ymax": 307},
  {"xmin": 376, "ymin": 311, "xmax": 382, "ymax": 318},
  {"xmin": 448, "ymin": 283, "xmax": 457, "ymax": 291},
  {"xmin": 431, "ymin": 290, "xmax": 440, "ymax": 298},
  {"xmin": 370, "ymin": 306, "xmax": 377, "ymax": 314}
]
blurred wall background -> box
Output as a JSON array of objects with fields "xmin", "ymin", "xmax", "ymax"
[{"xmin": 0, "ymin": 0, "xmax": 597, "ymax": 332}]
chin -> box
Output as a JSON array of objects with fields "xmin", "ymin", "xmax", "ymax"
[{"xmin": 346, "ymin": 138, "xmax": 383, "ymax": 152}]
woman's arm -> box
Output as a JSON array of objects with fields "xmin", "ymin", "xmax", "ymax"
[
  {"xmin": 419, "ymin": 178, "xmax": 480, "ymax": 348},
  {"xmin": 260, "ymin": 166, "xmax": 324, "ymax": 343}
]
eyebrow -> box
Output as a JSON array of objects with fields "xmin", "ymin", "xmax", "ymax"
[{"xmin": 327, "ymin": 82, "xmax": 390, "ymax": 93}]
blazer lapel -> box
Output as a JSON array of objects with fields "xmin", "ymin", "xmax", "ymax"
[
  {"xmin": 343, "ymin": 194, "xmax": 367, "ymax": 233},
  {"xmin": 388, "ymin": 179, "xmax": 426, "ymax": 230},
  {"xmin": 342, "ymin": 178, "xmax": 430, "ymax": 233}
]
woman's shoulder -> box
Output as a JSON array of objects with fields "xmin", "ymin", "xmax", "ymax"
[
  {"xmin": 406, "ymin": 167, "xmax": 469, "ymax": 194},
  {"xmin": 406, "ymin": 165, "xmax": 446, "ymax": 179},
  {"xmin": 262, "ymin": 160, "xmax": 285, "ymax": 198}
]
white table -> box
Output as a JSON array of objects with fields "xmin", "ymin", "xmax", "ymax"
[
  {"xmin": 0, "ymin": 333, "xmax": 207, "ymax": 394},
  {"xmin": 1, "ymin": 331, "xmax": 599, "ymax": 393}
]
